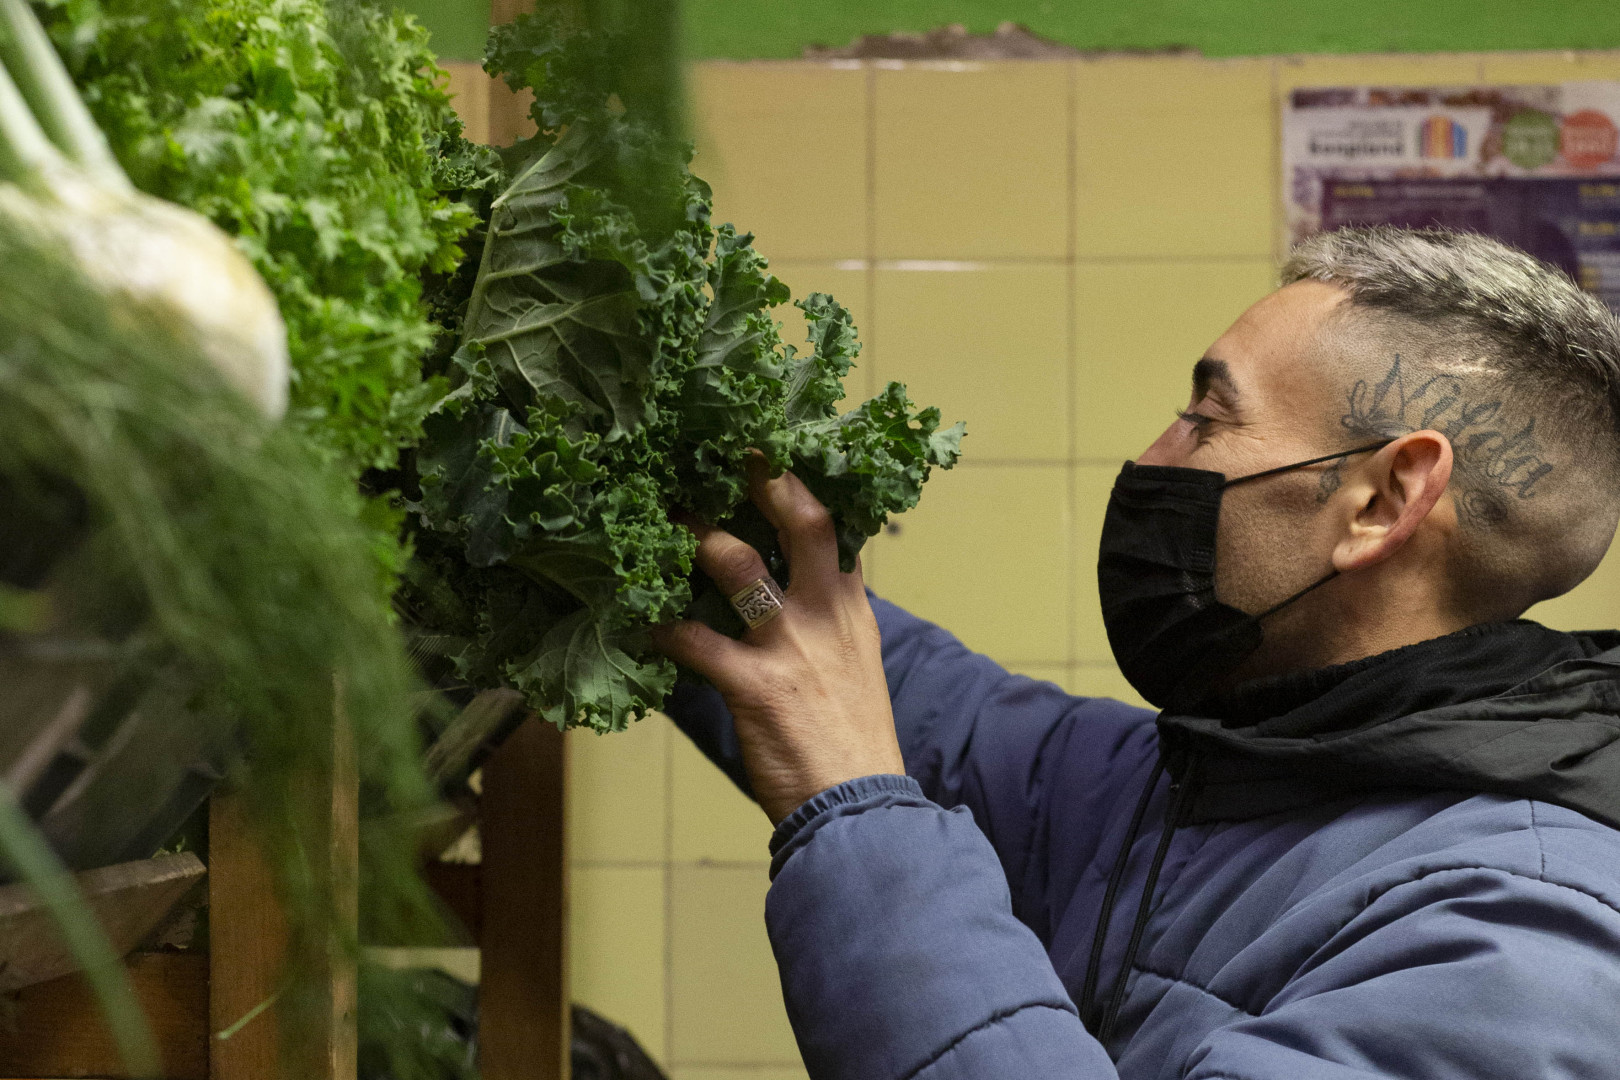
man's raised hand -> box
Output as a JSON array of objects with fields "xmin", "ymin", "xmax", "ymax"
[{"xmin": 651, "ymin": 458, "xmax": 906, "ymax": 825}]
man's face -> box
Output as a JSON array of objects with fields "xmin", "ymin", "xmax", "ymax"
[{"xmin": 1133, "ymin": 280, "xmax": 1355, "ymax": 638}]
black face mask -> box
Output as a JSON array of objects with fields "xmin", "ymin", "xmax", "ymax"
[{"xmin": 1097, "ymin": 442, "xmax": 1392, "ymax": 712}]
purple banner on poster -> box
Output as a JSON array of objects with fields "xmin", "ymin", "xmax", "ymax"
[{"xmin": 1319, "ymin": 178, "xmax": 1620, "ymax": 308}]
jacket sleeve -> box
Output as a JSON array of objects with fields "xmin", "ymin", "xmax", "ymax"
[
  {"xmin": 1173, "ymin": 861, "xmax": 1620, "ymax": 1080},
  {"xmin": 766, "ymin": 774, "xmax": 1119, "ymax": 1080},
  {"xmin": 663, "ymin": 593, "xmax": 1158, "ymax": 917}
]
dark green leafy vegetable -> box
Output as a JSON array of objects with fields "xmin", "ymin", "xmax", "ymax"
[{"xmin": 405, "ymin": 12, "xmax": 964, "ymax": 734}]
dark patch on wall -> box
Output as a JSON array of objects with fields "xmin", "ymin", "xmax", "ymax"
[{"xmin": 803, "ymin": 22, "xmax": 1087, "ymax": 60}]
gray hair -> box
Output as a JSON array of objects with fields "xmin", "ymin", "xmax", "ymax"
[{"xmin": 1281, "ymin": 226, "xmax": 1620, "ymax": 609}]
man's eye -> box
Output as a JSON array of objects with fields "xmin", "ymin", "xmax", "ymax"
[{"xmin": 1175, "ymin": 408, "xmax": 1214, "ymax": 429}]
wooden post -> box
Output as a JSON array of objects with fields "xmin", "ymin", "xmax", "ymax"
[
  {"xmin": 326, "ymin": 710, "xmax": 360, "ymax": 1077},
  {"xmin": 478, "ymin": 716, "xmax": 569, "ymax": 1080},
  {"xmin": 210, "ymin": 713, "xmax": 357, "ymax": 1080},
  {"xmin": 207, "ymin": 791, "xmax": 287, "ymax": 1079},
  {"xmin": 487, "ymin": 0, "xmax": 539, "ymax": 147},
  {"xmin": 438, "ymin": 29, "xmax": 570, "ymax": 1070},
  {"xmin": 440, "ymin": 62, "xmax": 492, "ymax": 146}
]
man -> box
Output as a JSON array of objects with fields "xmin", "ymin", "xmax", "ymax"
[{"xmin": 651, "ymin": 226, "xmax": 1620, "ymax": 1079}]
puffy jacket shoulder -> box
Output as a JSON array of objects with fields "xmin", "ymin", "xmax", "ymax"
[{"xmin": 1126, "ymin": 792, "xmax": 1620, "ymax": 1080}]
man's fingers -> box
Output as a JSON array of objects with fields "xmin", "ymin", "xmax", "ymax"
[
  {"xmin": 691, "ymin": 522, "xmax": 771, "ymax": 596},
  {"xmin": 649, "ymin": 619, "xmax": 747, "ymax": 687},
  {"xmin": 745, "ymin": 457, "xmax": 841, "ymax": 589},
  {"xmin": 688, "ymin": 521, "xmax": 793, "ymax": 639}
]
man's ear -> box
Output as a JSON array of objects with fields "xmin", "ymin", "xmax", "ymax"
[{"xmin": 1332, "ymin": 430, "xmax": 1454, "ymax": 573}]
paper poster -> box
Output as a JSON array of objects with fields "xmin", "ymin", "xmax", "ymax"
[{"xmin": 1284, "ymin": 84, "xmax": 1620, "ymax": 309}]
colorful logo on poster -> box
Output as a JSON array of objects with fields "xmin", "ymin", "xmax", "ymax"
[
  {"xmin": 1562, "ymin": 109, "xmax": 1619, "ymax": 170},
  {"xmin": 1419, "ymin": 115, "xmax": 1467, "ymax": 158},
  {"xmin": 1503, "ymin": 109, "xmax": 1560, "ymax": 169}
]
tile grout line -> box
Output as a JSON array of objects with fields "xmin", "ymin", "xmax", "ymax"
[
  {"xmin": 573, "ymin": 858, "xmax": 779, "ymax": 869},
  {"xmin": 792, "ymin": 254, "xmax": 1275, "ymax": 268},
  {"xmin": 672, "ymin": 1063, "xmax": 811, "ymax": 1073},
  {"xmin": 663, "ymin": 717, "xmax": 675, "ymax": 1066},
  {"xmin": 1269, "ymin": 56, "xmax": 1285, "ymax": 266},
  {"xmin": 673, "ymin": 1062, "xmax": 810, "ymax": 1070},
  {"xmin": 1065, "ymin": 56, "xmax": 1080, "ymax": 674},
  {"xmin": 865, "ymin": 61, "xmax": 879, "ymax": 404},
  {"xmin": 863, "ymin": 62, "xmax": 880, "ymax": 590}
]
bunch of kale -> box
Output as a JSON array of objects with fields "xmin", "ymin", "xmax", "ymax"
[{"xmin": 406, "ymin": 14, "xmax": 964, "ymax": 733}]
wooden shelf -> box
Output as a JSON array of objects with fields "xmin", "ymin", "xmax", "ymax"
[
  {"xmin": 0, "ymin": 18, "xmax": 570, "ymax": 1073},
  {"xmin": 0, "ymin": 952, "xmax": 208, "ymax": 1080},
  {"xmin": 0, "ymin": 853, "xmax": 204, "ymax": 994},
  {"xmin": 0, "ymin": 714, "xmax": 569, "ymax": 1080}
]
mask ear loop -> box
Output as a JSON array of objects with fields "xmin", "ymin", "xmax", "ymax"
[
  {"xmin": 1219, "ymin": 439, "xmax": 1394, "ymax": 490},
  {"xmin": 1254, "ymin": 568, "xmax": 1339, "ymax": 621},
  {"xmin": 1221, "ymin": 438, "xmax": 1394, "ymax": 621}
]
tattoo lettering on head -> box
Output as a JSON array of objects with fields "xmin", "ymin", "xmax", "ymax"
[{"xmin": 1341, "ymin": 356, "xmax": 1556, "ymax": 521}]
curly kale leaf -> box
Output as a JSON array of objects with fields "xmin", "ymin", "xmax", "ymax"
[
  {"xmin": 40, "ymin": 0, "xmax": 477, "ymax": 480},
  {"xmin": 780, "ymin": 295, "xmax": 965, "ymax": 569},
  {"xmin": 460, "ymin": 125, "xmax": 657, "ymax": 442},
  {"xmin": 406, "ymin": 12, "xmax": 963, "ymax": 732}
]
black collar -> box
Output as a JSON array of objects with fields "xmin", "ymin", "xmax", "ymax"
[
  {"xmin": 1158, "ymin": 620, "xmax": 1620, "ymax": 824},
  {"xmin": 1196, "ymin": 620, "xmax": 1600, "ymax": 736}
]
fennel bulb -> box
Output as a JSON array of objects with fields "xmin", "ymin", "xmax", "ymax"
[{"xmin": 0, "ymin": 0, "xmax": 288, "ymax": 418}]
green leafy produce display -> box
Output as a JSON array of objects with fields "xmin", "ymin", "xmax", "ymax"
[
  {"xmin": 3, "ymin": 1, "xmax": 463, "ymax": 1071},
  {"xmin": 404, "ymin": 13, "xmax": 964, "ymax": 734},
  {"xmin": 37, "ymin": 0, "xmax": 475, "ymax": 484},
  {"xmin": 0, "ymin": 108, "xmax": 437, "ymax": 1080}
]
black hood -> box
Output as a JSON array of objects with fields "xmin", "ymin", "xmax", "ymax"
[{"xmin": 1156, "ymin": 620, "xmax": 1620, "ymax": 830}]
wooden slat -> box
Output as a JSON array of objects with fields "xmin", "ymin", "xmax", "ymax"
[
  {"xmin": 441, "ymin": 61, "xmax": 492, "ymax": 146},
  {"xmin": 0, "ymin": 852, "xmax": 204, "ymax": 993},
  {"xmin": 324, "ymin": 714, "xmax": 359, "ymax": 1079},
  {"xmin": 489, "ymin": 0, "xmax": 537, "ymax": 26},
  {"xmin": 487, "ymin": 80, "xmax": 537, "ymax": 147},
  {"xmin": 424, "ymin": 861, "xmax": 481, "ymax": 942},
  {"xmin": 210, "ymin": 713, "xmax": 357, "ymax": 1080},
  {"xmin": 478, "ymin": 716, "xmax": 568, "ymax": 1080},
  {"xmin": 0, "ymin": 951, "xmax": 208, "ymax": 1080},
  {"xmin": 487, "ymin": 0, "xmax": 538, "ymax": 146},
  {"xmin": 207, "ymin": 791, "xmax": 287, "ymax": 1079},
  {"xmin": 325, "ymin": 712, "xmax": 358, "ymax": 1075}
]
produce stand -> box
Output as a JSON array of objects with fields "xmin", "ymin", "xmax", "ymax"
[
  {"xmin": 0, "ymin": 13, "xmax": 585, "ymax": 1079},
  {"xmin": 0, "ymin": 705, "xmax": 569, "ymax": 1080}
]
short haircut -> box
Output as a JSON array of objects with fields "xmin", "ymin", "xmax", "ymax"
[{"xmin": 1281, "ymin": 225, "xmax": 1620, "ymax": 615}]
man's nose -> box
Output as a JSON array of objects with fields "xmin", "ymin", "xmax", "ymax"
[{"xmin": 1134, "ymin": 421, "xmax": 1192, "ymax": 467}]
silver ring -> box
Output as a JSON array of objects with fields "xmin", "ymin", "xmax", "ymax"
[{"xmin": 729, "ymin": 575, "xmax": 786, "ymax": 630}]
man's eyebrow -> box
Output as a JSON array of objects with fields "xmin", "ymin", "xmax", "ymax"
[{"xmin": 1192, "ymin": 357, "xmax": 1240, "ymax": 405}]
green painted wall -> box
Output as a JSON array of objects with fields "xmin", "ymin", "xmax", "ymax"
[
  {"xmin": 396, "ymin": 0, "xmax": 488, "ymax": 60},
  {"xmin": 400, "ymin": 0, "xmax": 1620, "ymax": 62}
]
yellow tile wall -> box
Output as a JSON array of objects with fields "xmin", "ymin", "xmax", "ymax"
[
  {"xmin": 873, "ymin": 62, "xmax": 1071, "ymax": 260},
  {"xmin": 689, "ymin": 63, "xmax": 868, "ymax": 263},
  {"xmin": 1073, "ymin": 57, "xmax": 1274, "ymax": 259},
  {"xmin": 557, "ymin": 50, "xmax": 1620, "ymax": 1080},
  {"xmin": 874, "ymin": 265, "xmax": 1071, "ymax": 461}
]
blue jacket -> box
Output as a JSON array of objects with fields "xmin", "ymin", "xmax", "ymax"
[{"xmin": 667, "ymin": 597, "xmax": 1620, "ymax": 1080}]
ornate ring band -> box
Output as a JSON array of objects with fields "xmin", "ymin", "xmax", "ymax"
[{"xmin": 729, "ymin": 575, "xmax": 786, "ymax": 631}]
